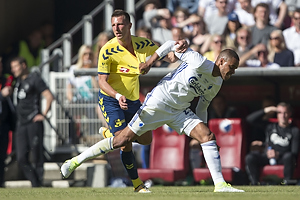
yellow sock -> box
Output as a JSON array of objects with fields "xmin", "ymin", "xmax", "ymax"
[
  {"xmin": 101, "ymin": 127, "xmax": 114, "ymax": 138},
  {"xmin": 132, "ymin": 178, "xmax": 143, "ymax": 188}
]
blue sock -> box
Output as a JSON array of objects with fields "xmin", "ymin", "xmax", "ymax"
[{"xmin": 121, "ymin": 150, "xmax": 138, "ymax": 180}]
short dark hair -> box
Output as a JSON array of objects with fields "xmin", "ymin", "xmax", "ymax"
[
  {"xmin": 111, "ymin": 9, "xmax": 131, "ymax": 23},
  {"xmin": 10, "ymin": 56, "xmax": 27, "ymax": 66},
  {"xmin": 218, "ymin": 49, "xmax": 240, "ymax": 62},
  {"xmin": 277, "ymin": 102, "xmax": 293, "ymax": 113},
  {"xmin": 253, "ymin": 3, "xmax": 270, "ymax": 22}
]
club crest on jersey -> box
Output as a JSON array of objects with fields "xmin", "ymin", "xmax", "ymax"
[{"xmin": 119, "ymin": 67, "xmax": 129, "ymax": 73}]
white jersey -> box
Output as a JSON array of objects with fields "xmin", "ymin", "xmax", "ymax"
[{"xmin": 149, "ymin": 41, "xmax": 223, "ymax": 123}]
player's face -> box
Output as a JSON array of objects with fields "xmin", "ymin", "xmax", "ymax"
[
  {"xmin": 219, "ymin": 57, "xmax": 239, "ymax": 81},
  {"xmin": 10, "ymin": 61, "xmax": 26, "ymax": 78},
  {"xmin": 111, "ymin": 15, "xmax": 131, "ymax": 40}
]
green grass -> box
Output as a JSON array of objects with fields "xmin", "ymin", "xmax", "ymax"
[{"xmin": 0, "ymin": 186, "xmax": 299, "ymax": 200}]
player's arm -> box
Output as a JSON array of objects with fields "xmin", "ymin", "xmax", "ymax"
[
  {"xmin": 140, "ymin": 40, "xmax": 189, "ymax": 74},
  {"xmin": 33, "ymin": 89, "xmax": 54, "ymax": 122},
  {"xmin": 98, "ymin": 74, "xmax": 128, "ymax": 110}
]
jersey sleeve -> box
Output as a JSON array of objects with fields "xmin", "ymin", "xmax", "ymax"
[
  {"xmin": 33, "ymin": 73, "xmax": 49, "ymax": 94},
  {"xmin": 97, "ymin": 45, "xmax": 111, "ymax": 74},
  {"xmin": 174, "ymin": 49, "xmax": 206, "ymax": 67}
]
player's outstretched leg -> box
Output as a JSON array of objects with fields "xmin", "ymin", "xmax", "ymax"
[
  {"xmin": 201, "ymin": 140, "xmax": 244, "ymax": 193},
  {"xmin": 99, "ymin": 127, "xmax": 151, "ymax": 193},
  {"xmin": 60, "ymin": 137, "xmax": 114, "ymax": 178}
]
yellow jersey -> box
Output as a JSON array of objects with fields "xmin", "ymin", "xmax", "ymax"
[{"xmin": 98, "ymin": 36, "xmax": 158, "ymax": 101}]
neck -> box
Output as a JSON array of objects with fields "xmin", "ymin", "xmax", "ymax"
[
  {"xmin": 212, "ymin": 64, "xmax": 220, "ymax": 77},
  {"xmin": 118, "ymin": 36, "xmax": 132, "ymax": 49},
  {"xmin": 21, "ymin": 73, "xmax": 29, "ymax": 80},
  {"xmin": 256, "ymin": 20, "xmax": 266, "ymax": 29}
]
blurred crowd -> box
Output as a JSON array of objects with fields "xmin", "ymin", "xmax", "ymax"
[{"xmin": 132, "ymin": 0, "xmax": 300, "ymax": 69}]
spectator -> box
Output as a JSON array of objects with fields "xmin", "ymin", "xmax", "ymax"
[
  {"xmin": 39, "ymin": 21, "xmax": 55, "ymax": 48},
  {"xmin": 285, "ymin": 0, "xmax": 300, "ymax": 16},
  {"xmin": 10, "ymin": 56, "xmax": 54, "ymax": 187},
  {"xmin": 222, "ymin": 12, "xmax": 242, "ymax": 49},
  {"xmin": 143, "ymin": 1, "xmax": 173, "ymax": 45},
  {"xmin": 198, "ymin": 0, "xmax": 237, "ymax": 22},
  {"xmin": 0, "ymin": 57, "xmax": 14, "ymax": 187},
  {"xmin": 268, "ymin": 30, "xmax": 294, "ymax": 67},
  {"xmin": 93, "ymin": 31, "xmax": 114, "ymax": 67},
  {"xmin": 250, "ymin": 3, "xmax": 278, "ymax": 46},
  {"xmin": 67, "ymin": 45, "xmax": 97, "ymax": 103},
  {"xmin": 137, "ymin": 0, "xmax": 162, "ymax": 28},
  {"xmin": 190, "ymin": 16, "xmax": 210, "ymax": 53},
  {"xmin": 246, "ymin": 96, "xmax": 277, "ymax": 145},
  {"xmin": 247, "ymin": 44, "xmax": 280, "ymax": 68},
  {"xmin": 66, "ymin": 45, "xmax": 98, "ymax": 137},
  {"xmin": 245, "ymin": 102, "xmax": 300, "ymax": 185},
  {"xmin": 235, "ymin": 27, "xmax": 253, "ymax": 62},
  {"xmin": 203, "ymin": 34, "xmax": 225, "ymax": 62},
  {"xmin": 205, "ymin": 0, "xmax": 229, "ymax": 35},
  {"xmin": 250, "ymin": 0, "xmax": 288, "ymax": 29},
  {"xmin": 283, "ymin": 8, "xmax": 300, "ymax": 66},
  {"xmin": 234, "ymin": 0, "xmax": 255, "ymax": 28},
  {"xmin": 172, "ymin": 8, "xmax": 201, "ymax": 38},
  {"xmin": 3, "ymin": 28, "xmax": 44, "ymax": 72},
  {"xmin": 167, "ymin": 0, "xmax": 200, "ymax": 15}
]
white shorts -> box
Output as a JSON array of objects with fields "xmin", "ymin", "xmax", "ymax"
[{"xmin": 128, "ymin": 96, "xmax": 202, "ymax": 137}]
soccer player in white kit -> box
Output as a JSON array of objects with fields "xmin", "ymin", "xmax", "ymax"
[{"xmin": 61, "ymin": 40, "xmax": 244, "ymax": 192}]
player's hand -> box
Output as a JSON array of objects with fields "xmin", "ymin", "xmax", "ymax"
[
  {"xmin": 119, "ymin": 95, "xmax": 128, "ymax": 110},
  {"xmin": 139, "ymin": 62, "xmax": 151, "ymax": 75},
  {"xmin": 33, "ymin": 114, "xmax": 45, "ymax": 122},
  {"xmin": 175, "ymin": 39, "xmax": 189, "ymax": 53}
]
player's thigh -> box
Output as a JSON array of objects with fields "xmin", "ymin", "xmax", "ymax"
[
  {"xmin": 128, "ymin": 102, "xmax": 171, "ymax": 136},
  {"xmin": 168, "ymin": 108, "xmax": 202, "ymax": 136},
  {"xmin": 98, "ymin": 93, "xmax": 127, "ymax": 133}
]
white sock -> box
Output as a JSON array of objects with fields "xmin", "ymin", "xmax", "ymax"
[
  {"xmin": 201, "ymin": 140, "xmax": 225, "ymax": 185},
  {"xmin": 77, "ymin": 137, "xmax": 114, "ymax": 163}
]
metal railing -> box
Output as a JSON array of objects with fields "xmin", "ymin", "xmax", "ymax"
[{"xmin": 43, "ymin": 0, "xmax": 147, "ymax": 154}]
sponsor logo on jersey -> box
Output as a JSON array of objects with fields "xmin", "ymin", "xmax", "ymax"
[
  {"xmin": 127, "ymin": 64, "xmax": 137, "ymax": 69},
  {"xmin": 188, "ymin": 76, "xmax": 202, "ymax": 94},
  {"xmin": 119, "ymin": 67, "xmax": 130, "ymax": 73}
]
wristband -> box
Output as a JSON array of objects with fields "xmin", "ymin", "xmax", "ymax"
[{"xmin": 115, "ymin": 93, "xmax": 122, "ymax": 101}]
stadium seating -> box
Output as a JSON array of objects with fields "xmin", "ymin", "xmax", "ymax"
[
  {"xmin": 193, "ymin": 118, "xmax": 247, "ymax": 184},
  {"xmin": 260, "ymin": 118, "xmax": 300, "ymax": 181},
  {"xmin": 138, "ymin": 125, "xmax": 190, "ymax": 183}
]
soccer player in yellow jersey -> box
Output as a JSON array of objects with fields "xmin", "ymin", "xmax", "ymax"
[
  {"xmin": 97, "ymin": 10, "xmax": 157, "ymax": 193},
  {"xmin": 60, "ymin": 9, "xmax": 188, "ymax": 193}
]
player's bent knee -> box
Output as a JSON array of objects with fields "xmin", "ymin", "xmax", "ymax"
[{"xmin": 190, "ymin": 123, "xmax": 216, "ymax": 144}]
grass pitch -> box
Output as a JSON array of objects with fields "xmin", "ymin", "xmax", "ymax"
[{"xmin": 0, "ymin": 186, "xmax": 299, "ymax": 200}]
